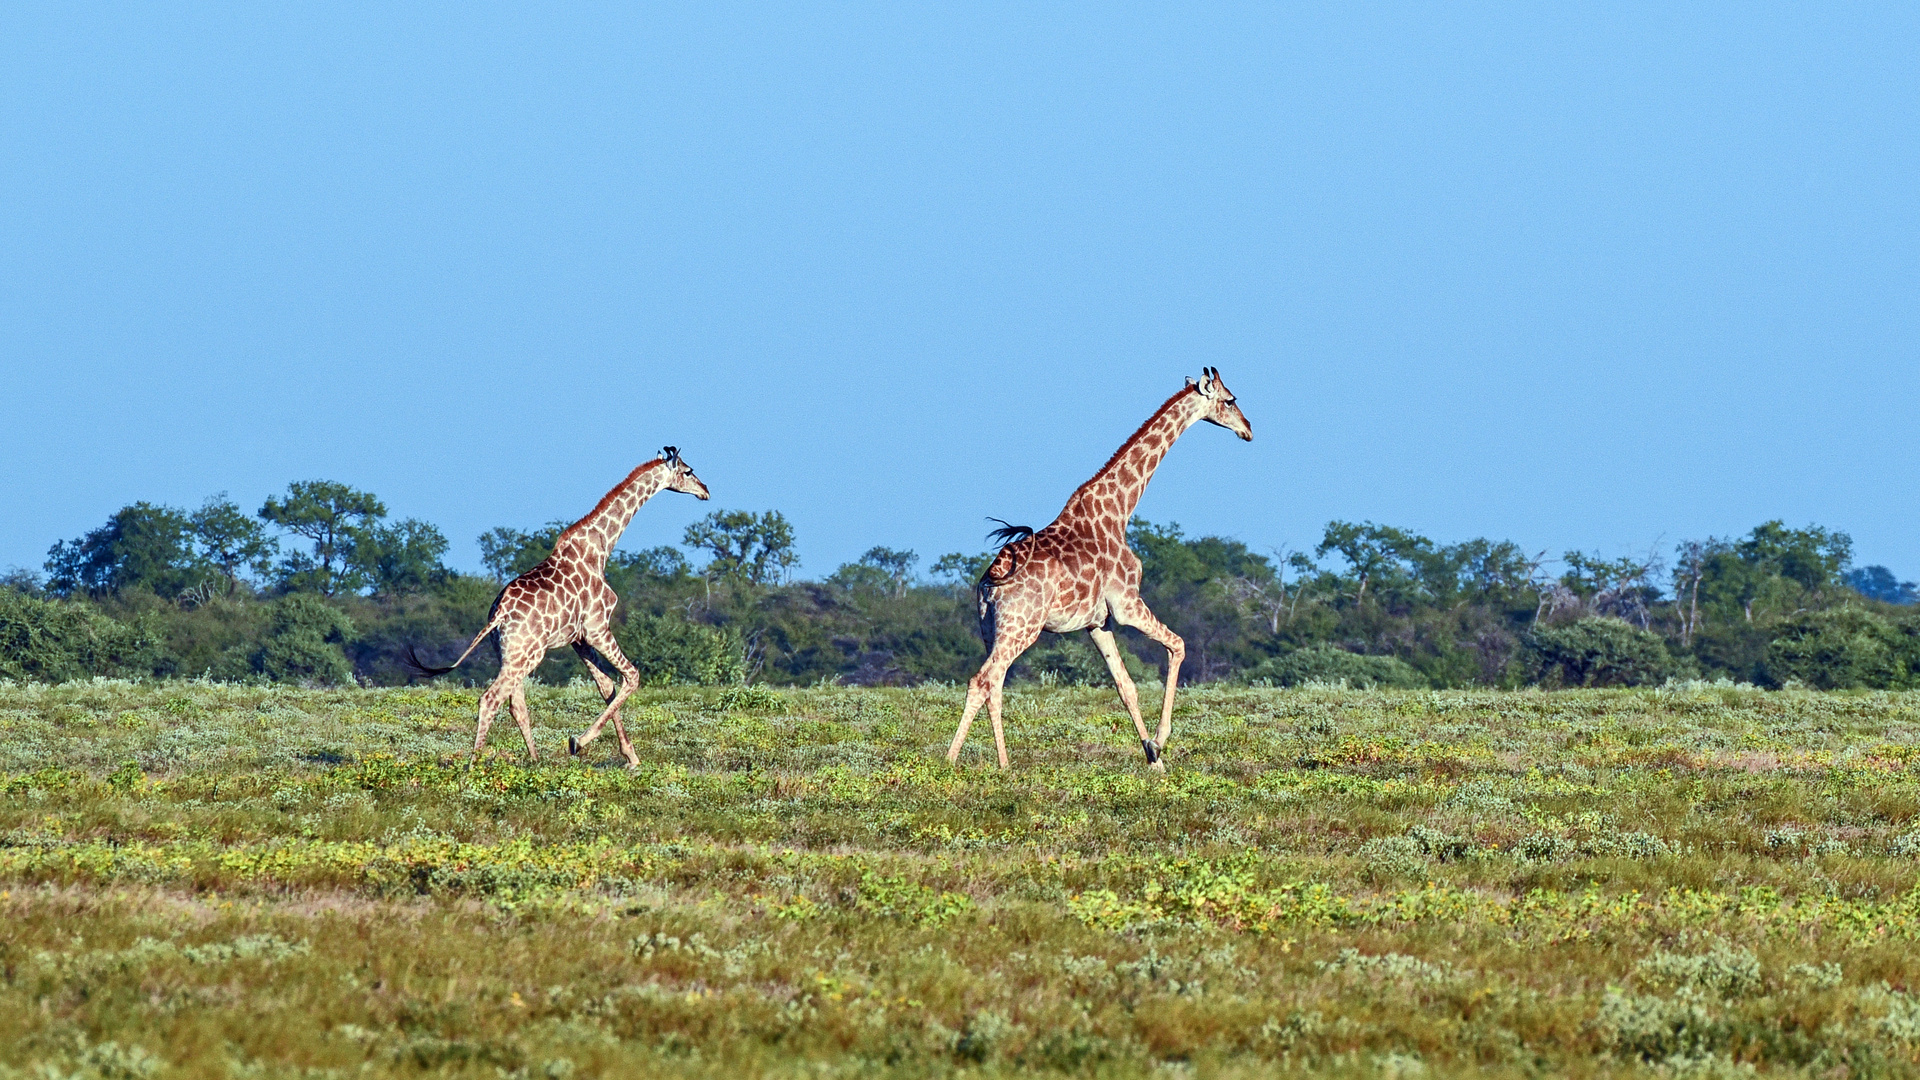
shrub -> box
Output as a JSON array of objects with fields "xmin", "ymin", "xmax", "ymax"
[
  {"xmin": 1593, "ymin": 989, "xmax": 1728, "ymax": 1065},
  {"xmin": 244, "ymin": 594, "xmax": 356, "ymax": 684},
  {"xmin": 1016, "ymin": 635, "xmax": 1124, "ymax": 686},
  {"xmin": 615, "ymin": 613, "xmax": 745, "ymax": 686},
  {"xmin": 1637, "ymin": 940, "xmax": 1763, "ymax": 999},
  {"xmin": 1248, "ymin": 647, "xmax": 1426, "ymax": 689},
  {"xmin": 1358, "ymin": 835, "xmax": 1429, "ymax": 882},
  {"xmin": 1526, "ymin": 617, "xmax": 1678, "ymax": 687},
  {"xmin": 1763, "ymin": 607, "xmax": 1918, "ymax": 689},
  {"xmin": 0, "ymin": 589, "xmax": 164, "ymax": 682}
]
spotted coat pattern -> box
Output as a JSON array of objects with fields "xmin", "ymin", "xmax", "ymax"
[
  {"xmin": 947, "ymin": 370, "xmax": 1252, "ymax": 771},
  {"xmin": 429, "ymin": 452, "xmax": 709, "ymax": 766}
]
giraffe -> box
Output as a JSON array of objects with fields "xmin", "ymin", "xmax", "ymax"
[
  {"xmin": 406, "ymin": 448, "xmax": 710, "ymax": 767},
  {"xmin": 946, "ymin": 369, "xmax": 1251, "ymax": 772}
]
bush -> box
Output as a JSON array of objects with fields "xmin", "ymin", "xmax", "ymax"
[
  {"xmin": 244, "ymin": 594, "xmax": 357, "ymax": 685},
  {"xmin": 615, "ymin": 613, "xmax": 745, "ymax": 686},
  {"xmin": 1015, "ymin": 634, "xmax": 1139, "ymax": 686},
  {"xmin": 0, "ymin": 589, "xmax": 164, "ymax": 682},
  {"xmin": 1525, "ymin": 617, "xmax": 1678, "ymax": 688},
  {"xmin": 1763, "ymin": 607, "xmax": 1919, "ymax": 689},
  {"xmin": 1247, "ymin": 647, "xmax": 1426, "ymax": 689}
]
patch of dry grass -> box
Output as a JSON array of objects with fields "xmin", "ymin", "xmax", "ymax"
[{"xmin": 3, "ymin": 680, "xmax": 1920, "ymax": 1076}]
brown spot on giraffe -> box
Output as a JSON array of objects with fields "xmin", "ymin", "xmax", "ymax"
[
  {"xmin": 406, "ymin": 447, "xmax": 711, "ymax": 768},
  {"xmin": 947, "ymin": 369, "xmax": 1252, "ymax": 772}
]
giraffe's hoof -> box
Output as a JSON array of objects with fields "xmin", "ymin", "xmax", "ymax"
[
  {"xmin": 1148, "ymin": 759, "xmax": 1167, "ymax": 775},
  {"xmin": 568, "ymin": 735, "xmax": 581, "ymax": 756}
]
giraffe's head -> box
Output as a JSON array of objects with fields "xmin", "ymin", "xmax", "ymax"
[
  {"xmin": 1189, "ymin": 367, "xmax": 1252, "ymax": 441},
  {"xmin": 659, "ymin": 447, "xmax": 711, "ymax": 500}
]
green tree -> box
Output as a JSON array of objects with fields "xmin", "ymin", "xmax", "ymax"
[
  {"xmin": 1679, "ymin": 521, "xmax": 1857, "ymax": 680},
  {"xmin": 1548, "ymin": 551, "xmax": 1661, "ymax": 628},
  {"xmin": 351, "ymin": 519, "xmax": 449, "ymax": 596},
  {"xmin": 931, "ymin": 552, "xmax": 992, "ymax": 586},
  {"xmin": 1425, "ymin": 538, "xmax": 1540, "ymax": 608},
  {"xmin": 1738, "ymin": 520, "xmax": 1852, "ymax": 593},
  {"xmin": 189, "ymin": 494, "xmax": 277, "ymax": 592},
  {"xmin": 1129, "ymin": 519, "xmax": 1278, "ymax": 681},
  {"xmin": 830, "ymin": 548, "xmax": 919, "ymax": 597},
  {"xmin": 684, "ymin": 510, "xmax": 799, "ymax": 586},
  {"xmin": 1314, "ymin": 521, "xmax": 1431, "ymax": 607},
  {"xmin": 477, "ymin": 521, "xmax": 569, "ymax": 581},
  {"xmin": 1847, "ymin": 566, "xmax": 1919, "ymax": 605},
  {"xmin": 44, "ymin": 502, "xmax": 204, "ymax": 598},
  {"xmin": 613, "ymin": 545, "xmax": 691, "ymax": 580},
  {"xmin": 259, "ymin": 481, "xmax": 386, "ymax": 596}
]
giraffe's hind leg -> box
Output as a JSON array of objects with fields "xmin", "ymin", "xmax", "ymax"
[
  {"xmin": 1088, "ymin": 626, "xmax": 1158, "ymax": 768},
  {"xmin": 1110, "ymin": 595, "xmax": 1184, "ymax": 772},
  {"xmin": 568, "ymin": 641, "xmax": 620, "ymax": 756},
  {"xmin": 475, "ymin": 633, "xmax": 542, "ymax": 761},
  {"xmin": 948, "ymin": 615, "xmax": 1041, "ymax": 770},
  {"xmin": 508, "ymin": 681, "xmax": 537, "ymax": 761}
]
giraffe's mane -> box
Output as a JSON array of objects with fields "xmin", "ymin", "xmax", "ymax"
[
  {"xmin": 1070, "ymin": 385, "xmax": 1199, "ymax": 499},
  {"xmin": 560, "ymin": 458, "xmax": 668, "ymax": 541}
]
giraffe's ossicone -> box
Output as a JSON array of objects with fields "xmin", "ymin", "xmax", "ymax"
[
  {"xmin": 948, "ymin": 369, "xmax": 1252, "ymax": 772},
  {"xmin": 406, "ymin": 448, "xmax": 710, "ymax": 767}
]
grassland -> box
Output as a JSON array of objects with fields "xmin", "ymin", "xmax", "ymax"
[{"xmin": 5, "ymin": 679, "xmax": 1920, "ymax": 1078}]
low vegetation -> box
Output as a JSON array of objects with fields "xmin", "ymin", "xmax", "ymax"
[
  {"xmin": 9, "ymin": 479, "xmax": 1919, "ymax": 691},
  {"xmin": 6, "ymin": 680, "xmax": 1920, "ymax": 1076}
]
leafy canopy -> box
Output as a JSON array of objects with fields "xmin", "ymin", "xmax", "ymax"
[{"xmin": 683, "ymin": 509, "xmax": 799, "ymax": 586}]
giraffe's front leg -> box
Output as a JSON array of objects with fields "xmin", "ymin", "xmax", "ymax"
[
  {"xmin": 581, "ymin": 627, "xmax": 643, "ymax": 769},
  {"xmin": 1111, "ymin": 595, "xmax": 1183, "ymax": 772},
  {"xmin": 568, "ymin": 641, "xmax": 620, "ymax": 756},
  {"xmin": 1089, "ymin": 627, "xmax": 1157, "ymax": 768}
]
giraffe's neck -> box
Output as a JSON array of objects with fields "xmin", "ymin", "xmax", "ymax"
[
  {"xmin": 1057, "ymin": 387, "xmax": 1207, "ymax": 533},
  {"xmin": 557, "ymin": 459, "xmax": 670, "ymax": 572}
]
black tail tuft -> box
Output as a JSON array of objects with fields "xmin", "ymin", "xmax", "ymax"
[
  {"xmin": 976, "ymin": 518, "xmax": 1037, "ymax": 648},
  {"xmin": 976, "ymin": 590, "xmax": 998, "ymax": 650},
  {"xmin": 985, "ymin": 517, "xmax": 1034, "ymax": 546},
  {"xmin": 402, "ymin": 645, "xmax": 458, "ymax": 678}
]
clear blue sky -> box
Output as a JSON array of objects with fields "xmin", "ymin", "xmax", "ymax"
[{"xmin": 4, "ymin": 4, "xmax": 1916, "ymax": 584}]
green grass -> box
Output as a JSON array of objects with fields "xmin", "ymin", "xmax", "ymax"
[{"xmin": 6, "ymin": 679, "xmax": 1920, "ymax": 1077}]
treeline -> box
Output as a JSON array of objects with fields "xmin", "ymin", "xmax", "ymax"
[{"xmin": 3, "ymin": 479, "xmax": 1917, "ymax": 690}]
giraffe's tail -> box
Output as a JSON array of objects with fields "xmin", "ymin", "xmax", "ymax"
[
  {"xmin": 985, "ymin": 518, "xmax": 1035, "ymax": 547},
  {"xmin": 402, "ymin": 591, "xmax": 507, "ymax": 677},
  {"xmin": 975, "ymin": 518, "xmax": 1036, "ymax": 647},
  {"xmin": 403, "ymin": 629, "xmax": 494, "ymax": 678}
]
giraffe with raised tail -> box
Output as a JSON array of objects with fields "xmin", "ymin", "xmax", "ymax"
[
  {"xmin": 406, "ymin": 448, "xmax": 710, "ymax": 767},
  {"xmin": 947, "ymin": 369, "xmax": 1252, "ymax": 772}
]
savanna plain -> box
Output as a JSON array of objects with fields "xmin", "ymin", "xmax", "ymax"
[{"xmin": 7, "ymin": 681, "xmax": 1920, "ymax": 1078}]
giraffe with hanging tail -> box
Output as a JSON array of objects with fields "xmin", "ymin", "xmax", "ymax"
[{"xmin": 406, "ymin": 447, "xmax": 710, "ymax": 767}]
